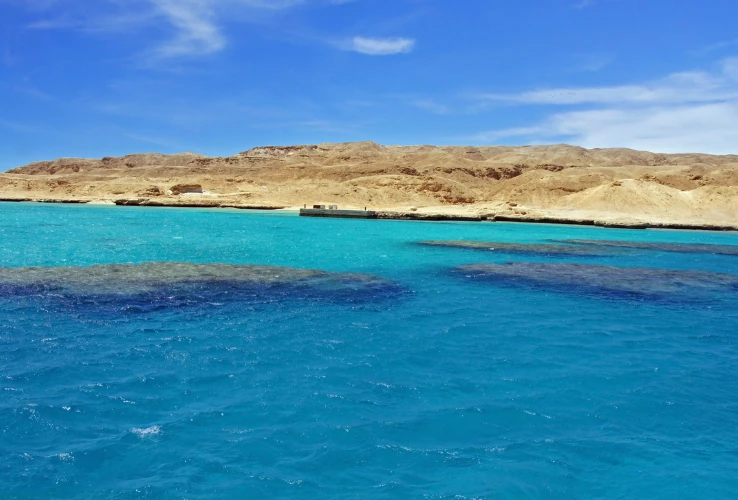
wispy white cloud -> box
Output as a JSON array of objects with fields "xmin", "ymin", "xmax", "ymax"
[
  {"xmin": 0, "ymin": 118, "xmax": 42, "ymax": 134},
  {"xmin": 21, "ymin": 0, "xmax": 307, "ymax": 60},
  {"xmin": 475, "ymin": 103, "xmax": 738, "ymax": 155},
  {"xmin": 413, "ymin": 99, "xmax": 449, "ymax": 115},
  {"xmin": 722, "ymin": 57, "xmax": 738, "ymax": 79},
  {"xmin": 139, "ymin": 0, "xmax": 310, "ymax": 59},
  {"xmin": 572, "ymin": 0, "xmax": 597, "ymax": 8},
  {"xmin": 26, "ymin": 16, "xmax": 79, "ymax": 30},
  {"xmin": 13, "ymin": 84, "xmax": 54, "ymax": 101},
  {"xmin": 477, "ymin": 60, "xmax": 738, "ymax": 106},
  {"xmin": 470, "ymin": 57, "xmax": 738, "ymax": 154},
  {"xmin": 571, "ymin": 0, "xmax": 619, "ymax": 9},
  {"xmin": 576, "ymin": 54, "xmax": 613, "ymax": 72},
  {"xmin": 149, "ymin": 0, "xmax": 226, "ymax": 57},
  {"xmin": 691, "ymin": 38, "xmax": 738, "ymax": 56},
  {"xmin": 19, "ymin": 0, "xmax": 414, "ymax": 61},
  {"xmin": 0, "ymin": 79, "xmax": 54, "ymax": 100},
  {"xmin": 344, "ymin": 36, "xmax": 415, "ymax": 55}
]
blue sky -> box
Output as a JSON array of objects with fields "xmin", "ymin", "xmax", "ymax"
[{"xmin": 1, "ymin": 0, "xmax": 737, "ymax": 170}]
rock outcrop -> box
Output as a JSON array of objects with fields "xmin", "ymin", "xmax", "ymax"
[
  {"xmin": 1, "ymin": 142, "xmax": 737, "ymax": 229},
  {"xmin": 170, "ymin": 184, "xmax": 203, "ymax": 195}
]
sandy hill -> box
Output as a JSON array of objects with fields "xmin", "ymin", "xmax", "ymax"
[{"xmin": 2, "ymin": 141, "xmax": 737, "ymax": 226}]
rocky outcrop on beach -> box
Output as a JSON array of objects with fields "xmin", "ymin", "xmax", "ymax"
[
  {"xmin": 169, "ymin": 184, "xmax": 203, "ymax": 195},
  {"xmin": 1, "ymin": 141, "xmax": 737, "ymax": 229}
]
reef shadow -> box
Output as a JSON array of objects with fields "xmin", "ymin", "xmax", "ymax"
[
  {"xmin": 555, "ymin": 239, "xmax": 738, "ymax": 256},
  {"xmin": 453, "ymin": 262, "xmax": 738, "ymax": 303},
  {"xmin": 0, "ymin": 262, "xmax": 407, "ymax": 313},
  {"xmin": 418, "ymin": 240, "xmax": 615, "ymax": 257}
]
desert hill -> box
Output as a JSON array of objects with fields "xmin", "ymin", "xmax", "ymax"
[{"xmin": 2, "ymin": 141, "xmax": 737, "ymax": 227}]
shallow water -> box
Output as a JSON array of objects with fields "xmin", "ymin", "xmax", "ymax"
[{"xmin": 1, "ymin": 203, "xmax": 738, "ymax": 499}]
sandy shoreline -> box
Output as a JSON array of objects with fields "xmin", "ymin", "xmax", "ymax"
[{"xmin": 2, "ymin": 196, "xmax": 736, "ymax": 232}]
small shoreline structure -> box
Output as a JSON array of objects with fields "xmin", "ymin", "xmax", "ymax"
[{"xmin": 300, "ymin": 205, "xmax": 378, "ymax": 219}]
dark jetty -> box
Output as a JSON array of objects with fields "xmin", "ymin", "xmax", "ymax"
[
  {"xmin": 557, "ymin": 239, "xmax": 738, "ymax": 256},
  {"xmin": 419, "ymin": 240, "xmax": 612, "ymax": 257},
  {"xmin": 455, "ymin": 262, "xmax": 738, "ymax": 300},
  {"xmin": 379, "ymin": 212, "xmax": 483, "ymax": 222}
]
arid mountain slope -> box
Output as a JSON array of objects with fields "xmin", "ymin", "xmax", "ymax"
[{"xmin": 2, "ymin": 141, "xmax": 737, "ymax": 225}]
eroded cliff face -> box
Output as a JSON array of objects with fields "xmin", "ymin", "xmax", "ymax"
[{"xmin": 2, "ymin": 141, "xmax": 738, "ymax": 225}]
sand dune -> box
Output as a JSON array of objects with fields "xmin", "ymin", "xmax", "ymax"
[{"xmin": 1, "ymin": 141, "xmax": 737, "ymax": 227}]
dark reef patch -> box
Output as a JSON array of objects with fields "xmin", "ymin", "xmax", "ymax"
[
  {"xmin": 419, "ymin": 240, "xmax": 613, "ymax": 257},
  {"xmin": 0, "ymin": 262, "xmax": 405, "ymax": 311},
  {"xmin": 454, "ymin": 262, "xmax": 738, "ymax": 301},
  {"xmin": 556, "ymin": 239, "xmax": 738, "ymax": 256}
]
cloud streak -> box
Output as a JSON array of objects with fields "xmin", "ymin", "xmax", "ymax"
[
  {"xmin": 413, "ymin": 99, "xmax": 449, "ymax": 115},
  {"xmin": 477, "ymin": 60, "xmax": 738, "ymax": 106},
  {"xmin": 345, "ymin": 36, "xmax": 415, "ymax": 55},
  {"xmin": 470, "ymin": 57, "xmax": 738, "ymax": 154},
  {"xmin": 22, "ymin": 0, "xmax": 306, "ymax": 59},
  {"xmin": 473, "ymin": 103, "xmax": 738, "ymax": 154},
  {"xmin": 150, "ymin": 0, "xmax": 226, "ymax": 57},
  {"xmin": 20, "ymin": 1, "xmax": 417, "ymax": 61}
]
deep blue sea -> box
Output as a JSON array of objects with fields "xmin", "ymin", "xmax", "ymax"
[{"xmin": 1, "ymin": 202, "xmax": 737, "ymax": 499}]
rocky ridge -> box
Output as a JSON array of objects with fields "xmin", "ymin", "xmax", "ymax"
[{"xmin": 2, "ymin": 141, "xmax": 737, "ymax": 229}]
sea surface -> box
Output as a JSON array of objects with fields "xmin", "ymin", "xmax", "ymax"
[{"xmin": 1, "ymin": 202, "xmax": 737, "ymax": 499}]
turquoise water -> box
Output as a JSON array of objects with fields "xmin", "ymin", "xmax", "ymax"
[{"xmin": 1, "ymin": 202, "xmax": 737, "ymax": 499}]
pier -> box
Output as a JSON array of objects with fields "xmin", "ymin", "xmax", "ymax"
[{"xmin": 299, "ymin": 208, "xmax": 378, "ymax": 219}]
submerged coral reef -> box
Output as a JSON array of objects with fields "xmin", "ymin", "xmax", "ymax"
[{"xmin": 456, "ymin": 262, "xmax": 738, "ymax": 300}]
